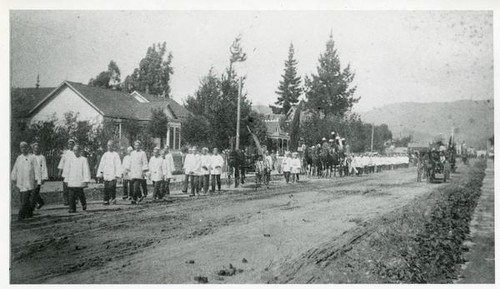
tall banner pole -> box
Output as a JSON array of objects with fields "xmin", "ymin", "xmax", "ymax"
[
  {"xmin": 370, "ymin": 123, "xmax": 374, "ymax": 153},
  {"xmin": 236, "ymin": 77, "xmax": 242, "ymax": 150}
]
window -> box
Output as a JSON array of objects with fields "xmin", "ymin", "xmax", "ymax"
[
  {"xmin": 175, "ymin": 127, "xmax": 181, "ymax": 150},
  {"xmin": 169, "ymin": 127, "xmax": 175, "ymax": 148}
]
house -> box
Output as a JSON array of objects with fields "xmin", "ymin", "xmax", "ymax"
[{"xmin": 24, "ymin": 80, "xmax": 191, "ymax": 150}]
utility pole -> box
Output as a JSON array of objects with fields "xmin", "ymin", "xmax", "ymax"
[
  {"xmin": 228, "ymin": 35, "xmax": 246, "ymax": 150},
  {"xmin": 236, "ymin": 77, "xmax": 242, "ymax": 150},
  {"xmin": 370, "ymin": 123, "xmax": 374, "ymax": 153}
]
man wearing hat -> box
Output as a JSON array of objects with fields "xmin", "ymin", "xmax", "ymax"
[
  {"xmin": 210, "ymin": 148, "xmax": 224, "ymax": 193},
  {"xmin": 183, "ymin": 146, "xmax": 201, "ymax": 196},
  {"xmin": 121, "ymin": 146, "xmax": 134, "ymax": 200},
  {"xmin": 149, "ymin": 147, "xmax": 164, "ymax": 200},
  {"xmin": 199, "ymin": 147, "xmax": 212, "ymax": 195},
  {"xmin": 58, "ymin": 139, "xmax": 76, "ymax": 206},
  {"xmin": 64, "ymin": 145, "xmax": 90, "ymax": 213},
  {"xmin": 31, "ymin": 142, "xmax": 48, "ymax": 210},
  {"xmin": 11, "ymin": 142, "xmax": 39, "ymax": 220},
  {"xmin": 161, "ymin": 146, "xmax": 175, "ymax": 197},
  {"xmin": 97, "ymin": 140, "xmax": 122, "ymax": 205},
  {"xmin": 126, "ymin": 140, "xmax": 149, "ymax": 204}
]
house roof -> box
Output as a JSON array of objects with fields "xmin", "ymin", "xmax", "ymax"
[
  {"xmin": 11, "ymin": 87, "xmax": 56, "ymax": 118},
  {"xmin": 28, "ymin": 81, "xmax": 191, "ymax": 122}
]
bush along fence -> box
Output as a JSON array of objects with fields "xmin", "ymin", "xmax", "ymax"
[{"xmin": 369, "ymin": 160, "xmax": 487, "ymax": 283}]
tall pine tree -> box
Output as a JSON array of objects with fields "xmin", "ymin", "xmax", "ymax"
[
  {"xmin": 123, "ymin": 42, "xmax": 173, "ymax": 97},
  {"xmin": 275, "ymin": 43, "xmax": 302, "ymax": 114},
  {"xmin": 305, "ymin": 33, "xmax": 358, "ymax": 117}
]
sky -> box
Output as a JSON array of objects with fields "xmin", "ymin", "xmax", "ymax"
[{"xmin": 10, "ymin": 10, "xmax": 493, "ymax": 112}]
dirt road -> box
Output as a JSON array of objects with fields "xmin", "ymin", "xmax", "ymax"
[{"xmin": 11, "ymin": 166, "xmax": 450, "ymax": 284}]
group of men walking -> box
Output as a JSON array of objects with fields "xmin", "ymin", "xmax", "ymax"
[
  {"xmin": 11, "ymin": 140, "xmax": 90, "ymax": 218},
  {"xmin": 12, "ymin": 138, "xmax": 177, "ymax": 218},
  {"xmin": 182, "ymin": 146, "xmax": 225, "ymax": 196}
]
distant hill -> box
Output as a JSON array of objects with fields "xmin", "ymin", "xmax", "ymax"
[
  {"xmin": 359, "ymin": 99, "xmax": 494, "ymax": 149},
  {"xmin": 252, "ymin": 104, "xmax": 273, "ymax": 115}
]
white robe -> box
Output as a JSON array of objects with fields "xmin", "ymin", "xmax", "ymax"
[
  {"xmin": 210, "ymin": 154, "xmax": 224, "ymax": 175},
  {"xmin": 200, "ymin": 154, "xmax": 212, "ymax": 175},
  {"xmin": 163, "ymin": 153, "xmax": 175, "ymax": 179},
  {"xmin": 281, "ymin": 157, "xmax": 291, "ymax": 172},
  {"xmin": 122, "ymin": 155, "xmax": 131, "ymax": 180},
  {"xmin": 183, "ymin": 153, "xmax": 201, "ymax": 175},
  {"xmin": 149, "ymin": 156, "xmax": 164, "ymax": 182},
  {"xmin": 290, "ymin": 158, "xmax": 301, "ymax": 174},
  {"xmin": 128, "ymin": 150, "xmax": 149, "ymax": 179},
  {"xmin": 57, "ymin": 150, "xmax": 75, "ymax": 181},
  {"xmin": 33, "ymin": 154, "xmax": 48, "ymax": 185},
  {"xmin": 11, "ymin": 154, "xmax": 38, "ymax": 192},
  {"xmin": 64, "ymin": 156, "xmax": 91, "ymax": 188},
  {"xmin": 97, "ymin": 151, "xmax": 122, "ymax": 181}
]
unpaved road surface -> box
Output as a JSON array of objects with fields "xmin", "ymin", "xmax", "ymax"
[{"xmin": 11, "ymin": 166, "xmax": 451, "ymax": 284}]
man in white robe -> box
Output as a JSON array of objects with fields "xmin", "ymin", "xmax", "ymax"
[
  {"xmin": 199, "ymin": 148, "xmax": 212, "ymax": 195},
  {"xmin": 11, "ymin": 142, "xmax": 38, "ymax": 220},
  {"xmin": 210, "ymin": 148, "xmax": 224, "ymax": 193},
  {"xmin": 161, "ymin": 146, "xmax": 175, "ymax": 197},
  {"xmin": 121, "ymin": 147, "xmax": 133, "ymax": 200},
  {"xmin": 149, "ymin": 147, "xmax": 164, "ymax": 200},
  {"xmin": 97, "ymin": 140, "xmax": 122, "ymax": 205},
  {"xmin": 31, "ymin": 142, "xmax": 48, "ymax": 210},
  {"xmin": 57, "ymin": 139, "xmax": 76, "ymax": 206},
  {"xmin": 64, "ymin": 145, "xmax": 90, "ymax": 213},
  {"xmin": 127, "ymin": 140, "xmax": 149, "ymax": 204}
]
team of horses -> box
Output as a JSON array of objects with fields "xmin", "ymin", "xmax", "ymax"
[{"xmin": 303, "ymin": 144, "xmax": 349, "ymax": 178}]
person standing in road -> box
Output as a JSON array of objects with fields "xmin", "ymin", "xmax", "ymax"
[
  {"xmin": 31, "ymin": 142, "xmax": 48, "ymax": 210},
  {"xmin": 290, "ymin": 152, "xmax": 302, "ymax": 182},
  {"xmin": 192, "ymin": 147, "xmax": 203, "ymax": 195},
  {"xmin": 11, "ymin": 142, "xmax": 38, "ymax": 220},
  {"xmin": 161, "ymin": 146, "xmax": 175, "ymax": 198},
  {"xmin": 121, "ymin": 146, "xmax": 133, "ymax": 200},
  {"xmin": 282, "ymin": 151, "xmax": 291, "ymax": 183},
  {"xmin": 264, "ymin": 150, "xmax": 273, "ymax": 187},
  {"xmin": 200, "ymin": 147, "xmax": 212, "ymax": 195},
  {"xmin": 149, "ymin": 147, "xmax": 164, "ymax": 200},
  {"xmin": 127, "ymin": 140, "xmax": 149, "ymax": 204},
  {"xmin": 254, "ymin": 154, "xmax": 265, "ymax": 189},
  {"xmin": 57, "ymin": 139, "xmax": 76, "ymax": 206},
  {"xmin": 64, "ymin": 145, "xmax": 90, "ymax": 213},
  {"xmin": 183, "ymin": 147, "xmax": 200, "ymax": 196},
  {"xmin": 97, "ymin": 140, "xmax": 122, "ymax": 205},
  {"xmin": 210, "ymin": 148, "xmax": 224, "ymax": 193}
]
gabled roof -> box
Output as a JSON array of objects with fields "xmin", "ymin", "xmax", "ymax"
[
  {"xmin": 132, "ymin": 91, "xmax": 191, "ymax": 120},
  {"xmin": 28, "ymin": 81, "xmax": 191, "ymax": 122},
  {"xmin": 11, "ymin": 87, "xmax": 56, "ymax": 118}
]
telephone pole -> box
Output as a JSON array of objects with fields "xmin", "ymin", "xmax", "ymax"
[
  {"xmin": 235, "ymin": 77, "xmax": 242, "ymax": 150},
  {"xmin": 370, "ymin": 124, "xmax": 375, "ymax": 153}
]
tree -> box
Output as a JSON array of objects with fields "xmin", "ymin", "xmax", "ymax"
[
  {"xmin": 183, "ymin": 36, "xmax": 267, "ymax": 150},
  {"xmin": 305, "ymin": 33, "xmax": 359, "ymax": 117},
  {"xmin": 181, "ymin": 114, "xmax": 212, "ymax": 148},
  {"xmin": 123, "ymin": 42, "xmax": 173, "ymax": 97},
  {"xmin": 185, "ymin": 68, "xmax": 220, "ymax": 116},
  {"xmin": 148, "ymin": 108, "xmax": 169, "ymax": 147},
  {"xmin": 288, "ymin": 104, "xmax": 302, "ymax": 151},
  {"xmin": 88, "ymin": 60, "xmax": 121, "ymax": 89},
  {"xmin": 275, "ymin": 43, "xmax": 302, "ymax": 114}
]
